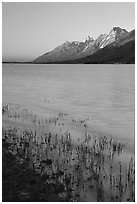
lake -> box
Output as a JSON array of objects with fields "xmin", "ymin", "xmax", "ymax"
[{"xmin": 2, "ymin": 64, "xmax": 135, "ymax": 146}]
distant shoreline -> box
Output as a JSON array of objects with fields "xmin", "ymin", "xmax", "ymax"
[{"xmin": 2, "ymin": 62, "xmax": 135, "ymax": 65}]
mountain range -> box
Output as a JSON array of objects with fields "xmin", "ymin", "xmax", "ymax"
[{"xmin": 33, "ymin": 27, "xmax": 135, "ymax": 64}]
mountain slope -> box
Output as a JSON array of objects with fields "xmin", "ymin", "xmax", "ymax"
[
  {"xmin": 34, "ymin": 37, "xmax": 94, "ymax": 63},
  {"xmin": 76, "ymin": 39, "xmax": 135, "ymax": 64},
  {"xmin": 60, "ymin": 29, "xmax": 135, "ymax": 64},
  {"xmin": 33, "ymin": 27, "xmax": 135, "ymax": 64}
]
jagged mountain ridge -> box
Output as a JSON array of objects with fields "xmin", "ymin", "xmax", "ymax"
[
  {"xmin": 56, "ymin": 29, "xmax": 135, "ymax": 64},
  {"xmin": 33, "ymin": 27, "xmax": 134, "ymax": 63}
]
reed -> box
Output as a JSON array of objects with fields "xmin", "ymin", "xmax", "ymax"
[{"xmin": 2, "ymin": 104, "xmax": 135, "ymax": 202}]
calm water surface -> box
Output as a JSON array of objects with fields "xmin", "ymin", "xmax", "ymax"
[{"xmin": 2, "ymin": 64, "xmax": 135, "ymax": 144}]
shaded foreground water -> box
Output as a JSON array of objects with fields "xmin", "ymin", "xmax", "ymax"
[{"xmin": 2, "ymin": 103, "xmax": 135, "ymax": 202}]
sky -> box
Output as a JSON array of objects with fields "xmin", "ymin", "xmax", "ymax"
[{"xmin": 2, "ymin": 2, "xmax": 135, "ymax": 62}]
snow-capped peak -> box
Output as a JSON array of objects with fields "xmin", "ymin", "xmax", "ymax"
[
  {"xmin": 109, "ymin": 27, "xmax": 127, "ymax": 36},
  {"xmin": 81, "ymin": 35, "xmax": 94, "ymax": 43}
]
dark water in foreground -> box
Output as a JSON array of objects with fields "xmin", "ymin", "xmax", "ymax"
[{"xmin": 2, "ymin": 64, "xmax": 134, "ymax": 145}]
